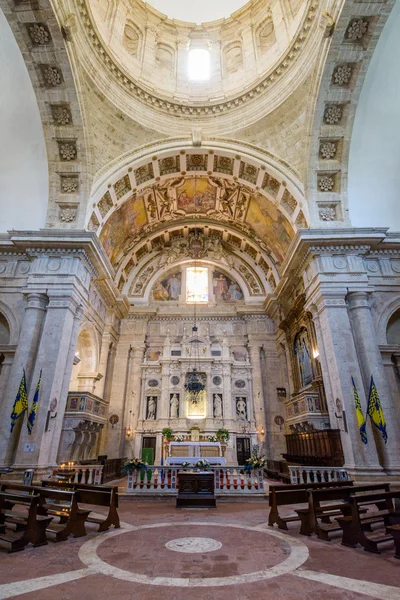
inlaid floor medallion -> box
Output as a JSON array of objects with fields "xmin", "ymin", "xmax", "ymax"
[{"xmin": 165, "ymin": 537, "xmax": 222, "ymax": 553}]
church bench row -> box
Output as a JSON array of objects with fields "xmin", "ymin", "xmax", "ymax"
[
  {"xmin": 0, "ymin": 491, "xmax": 53, "ymax": 552},
  {"xmin": 294, "ymin": 483, "xmax": 391, "ymax": 540},
  {"xmin": 41, "ymin": 480, "xmax": 120, "ymax": 531},
  {"xmin": 0, "ymin": 483, "xmax": 90, "ymax": 542},
  {"xmin": 268, "ymin": 480, "xmax": 354, "ymax": 530},
  {"xmin": 337, "ymin": 490, "xmax": 400, "ymax": 553}
]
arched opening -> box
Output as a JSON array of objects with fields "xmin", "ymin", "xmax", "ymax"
[
  {"xmin": 387, "ymin": 308, "xmax": 400, "ymax": 345},
  {"xmin": 0, "ymin": 313, "xmax": 10, "ymax": 346}
]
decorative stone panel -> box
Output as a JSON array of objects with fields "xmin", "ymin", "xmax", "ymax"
[
  {"xmin": 323, "ymin": 104, "xmax": 344, "ymax": 125},
  {"xmin": 318, "ymin": 204, "xmax": 338, "ymax": 222},
  {"xmin": 51, "ymin": 104, "xmax": 72, "ymax": 125},
  {"xmin": 159, "ymin": 155, "xmax": 180, "ymax": 176},
  {"xmin": 59, "ymin": 206, "xmax": 77, "ymax": 223},
  {"xmin": 88, "ymin": 212, "xmax": 100, "ymax": 232},
  {"xmin": 317, "ymin": 172, "xmax": 339, "ymax": 193},
  {"xmin": 261, "ymin": 172, "xmax": 280, "ymax": 197},
  {"xmin": 26, "ymin": 22, "xmax": 51, "ymax": 45},
  {"xmin": 186, "ymin": 154, "xmax": 207, "ymax": 172},
  {"xmin": 114, "ymin": 174, "xmax": 131, "ymax": 199},
  {"xmin": 213, "ymin": 155, "xmax": 234, "ymax": 175},
  {"xmin": 57, "ymin": 140, "xmax": 77, "ymax": 161},
  {"xmin": 280, "ymin": 189, "xmax": 297, "ymax": 215},
  {"xmin": 295, "ymin": 211, "xmax": 307, "ymax": 229},
  {"xmin": 134, "ymin": 163, "xmax": 154, "ymax": 185},
  {"xmin": 39, "ymin": 64, "xmax": 63, "ymax": 87},
  {"xmin": 97, "ymin": 191, "xmax": 113, "ymax": 218},
  {"xmin": 319, "ymin": 140, "xmax": 338, "ymax": 160},
  {"xmin": 239, "ymin": 161, "xmax": 259, "ymax": 185},
  {"xmin": 331, "ymin": 64, "xmax": 354, "ymax": 87},
  {"xmin": 60, "ymin": 175, "xmax": 79, "ymax": 193},
  {"xmin": 345, "ymin": 18, "xmax": 370, "ymax": 46}
]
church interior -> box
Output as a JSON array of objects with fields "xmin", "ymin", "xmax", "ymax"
[{"xmin": 0, "ymin": 0, "xmax": 399, "ymax": 597}]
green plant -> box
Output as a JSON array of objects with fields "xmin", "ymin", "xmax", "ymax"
[
  {"xmin": 216, "ymin": 428, "xmax": 230, "ymax": 443},
  {"xmin": 195, "ymin": 459, "xmax": 211, "ymax": 470},
  {"xmin": 207, "ymin": 434, "xmax": 217, "ymax": 442},
  {"xmin": 122, "ymin": 458, "xmax": 148, "ymax": 474},
  {"xmin": 162, "ymin": 427, "xmax": 173, "ymax": 441},
  {"xmin": 175, "ymin": 434, "xmax": 185, "ymax": 442}
]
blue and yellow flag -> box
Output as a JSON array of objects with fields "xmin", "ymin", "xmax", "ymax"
[
  {"xmin": 352, "ymin": 377, "xmax": 367, "ymax": 444},
  {"xmin": 27, "ymin": 370, "xmax": 42, "ymax": 435},
  {"xmin": 10, "ymin": 370, "xmax": 28, "ymax": 433},
  {"xmin": 367, "ymin": 376, "xmax": 387, "ymax": 444}
]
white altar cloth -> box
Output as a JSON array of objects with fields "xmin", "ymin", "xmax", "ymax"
[{"xmin": 166, "ymin": 441, "xmax": 227, "ymax": 466}]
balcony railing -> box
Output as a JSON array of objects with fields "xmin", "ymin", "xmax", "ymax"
[
  {"xmin": 49, "ymin": 464, "xmax": 103, "ymax": 485},
  {"xmin": 126, "ymin": 466, "xmax": 265, "ymax": 495},
  {"xmin": 289, "ymin": 465, "xmax": 349, "ymax": 485}
]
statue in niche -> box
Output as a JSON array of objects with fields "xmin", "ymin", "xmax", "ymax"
[
  {"xmin": 236, "ymin": 397, "xmax": 247, "ymax": 421},
  {"xmin": 146, "ymin": 396, "xmax": 157, "ymax": 420},
  {"xmin": 170, "ymin": 394, "xmax": 179, "ymax": 419},
  {"xmin": 294, "ymin": 329, "xmax": 313, "ymax": 388},
  {"xmin": 213, "ymin": 394, "xmax": 223, "ymax": 418}
]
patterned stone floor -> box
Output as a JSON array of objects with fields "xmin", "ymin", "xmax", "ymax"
[{"xmin": 0, "ymin": 500, "xmax": 399, "ymax": 600}]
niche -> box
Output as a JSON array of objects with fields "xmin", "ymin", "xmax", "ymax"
[
  {"xmin": 224, "ymin": 42, "xmax": 243, "ymax": 75},
  {"xmin": 123, "ymin": 22, "xmax": 140, "ymax": 56},
  {"xmin": 156, "ymin": 43, "xmax": 175, "ymax": 73},
  {"xmin": 257, "ymin": 17, "xmax": 276, "ymax": 55}
]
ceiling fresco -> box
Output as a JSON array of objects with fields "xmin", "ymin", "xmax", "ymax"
[{"xmin": 98, "ymin": 176, "xmax": 295, "ymax": 266}]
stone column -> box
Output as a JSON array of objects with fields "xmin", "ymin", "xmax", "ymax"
[
  {"xmin": 0, "ymin": 350, "xmax": 16, "ymax": 416},
  {"xmin": 121, "ymin": 344, "xmax": 145, "ymax": 459},
  {"xmin": 0, "ymin": 293, "xmax": 48, "ymax": 466},
  {"xmin": 261, "ymin": 344, "xmax": 286, "ymax": 460},
  {"xmin": 248, "ymin": 343, "xmax": 267, "ymax": 432},
  {"xmin": 222, "ymin": 363, "xmax": 233, "ymax": 423},
  {"xmin": 14, "ymin": 293, "xmax": 84, "ymax": 470},
  {"xmin": 348, "ymin": 292, "xmax": 400, "ymax": 475},
  {"xmin": 315, "ymin": 291, "xmax": 383, "ymax": 478}
]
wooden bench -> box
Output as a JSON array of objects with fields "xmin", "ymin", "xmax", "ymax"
[
  {"xmin": 387, "ymin": 525, "xmax": 400, "ymax": 559},
  {"xmin": 0, "ymin": 492, "xmax": 52, "ymax": 552},
  {"xmin": 337, "ymin": 490, "xmax": 400, "ymax": 553},
  {"xmin": 0, "ymin": 483, "xmax": 90, "ymax": 542},
  {"xmin": 268, "ymin": 480, "xmax": 353, "ymax": 530},
  {"xmin": 42, "ymin": 480, "xmax": 120, "ymax": 531},
  {"xmin": 295, "ymin": 483, "xmax": 391, "ymax": 540}
]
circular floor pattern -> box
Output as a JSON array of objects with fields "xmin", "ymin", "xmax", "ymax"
[
  {"xmin": 165, "ymin": 537, "xmax": 222, "ymax": 553},
  {"xmin": 78, "ymin": 522, "xmax": 310, "ymax": 588}
]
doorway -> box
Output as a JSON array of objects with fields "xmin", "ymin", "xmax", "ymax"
[
  {"xmin": 236, "ymin": 437, "xmax": 251, "ymax": 465},
  {"xmin": 142, "ymin": 436, "xmax": 156, "ymax": 465}
]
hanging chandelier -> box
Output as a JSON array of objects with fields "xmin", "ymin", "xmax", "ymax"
[{"xmin": 184, "ymin": 224, "xmax": 206, "ymax": 404}]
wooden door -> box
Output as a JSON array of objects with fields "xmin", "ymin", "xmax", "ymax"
[{"xmin": 236, "ymin": 437, "xmax": 251, "ymax": 466}]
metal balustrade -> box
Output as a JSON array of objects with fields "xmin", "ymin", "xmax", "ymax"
[
  {"xmin": 288, "ymin": 465, "xmax": 349, "ymax": 485},
  {"xmin": 126, "ymin": 466, "xmax": 265, "ymax": 495}
]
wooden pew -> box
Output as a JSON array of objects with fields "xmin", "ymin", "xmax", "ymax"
[
  {"xmin": 337, "ymin": 490, "xmax": 400, "ymax": 553},
  {"xmin": 295, "ymin": 483, "xmax": 391, "ymax": 540},
  {"xmin": 387, "ymin": 525, "xmax": 400, "ymax": 559},
  {"xmin": 42, "ymin": 480, "xmax": 120, "ymax": 531},
  {"xmin": 0, "ymin": 483, "xmax": 90, "ymax": 542},
  {"xmin": 0, "ymin": 492, "xmax": 52, "ymax": 552},
  {"xmin": 268, "ymin": 480, "xmax": 353, "ymax": 530}
]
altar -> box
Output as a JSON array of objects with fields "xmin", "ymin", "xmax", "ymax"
[{"xmin": 166, "ymin": 441, "xmax": 227, "ymax": 466}]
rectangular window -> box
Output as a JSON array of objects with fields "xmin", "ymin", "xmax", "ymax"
[{"xmin": 186, "ymin": 267, "xmax": 208, "ymax": 303}]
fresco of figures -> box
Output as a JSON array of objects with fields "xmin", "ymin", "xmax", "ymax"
[
  {"xmin": 213, "ymin": 270, "xmax": 243, "ymax": 302},
  {"xmin": 152, "ymin": 271, "xmax": 182, "ymax": 301}
]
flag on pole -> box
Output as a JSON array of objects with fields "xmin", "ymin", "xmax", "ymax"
[
  {"xmin": 10, "ymin": 370, "xmax": 28, "ymax": 433},
  {"xmin": 351, "ymin": 377, "xmax": 367, "ymax": 444},
  {"xmin": 367, "ymin": 376, "xmax": 387, "ymax": 444},
  {"xmin": 27, "ymin": 370, "xmax": 42, "ymax": 435}
]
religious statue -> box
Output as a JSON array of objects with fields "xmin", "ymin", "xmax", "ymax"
[
  {"xmin": 146, "ymin": 396, "xmax": 157, "ymax": 420},
  {"xmin": 236, "ymin": 397, "xmax": 247, "ymax": 420},
  {"xmin": 294, "ymin": 329, "xmax": 313, "ymax": 388},
  {"xmin": 170, "ymin": 394, "xmax": 179, "ymax": 419},
  {"xmin": 213, "ymin": 394, "xmax": 223, "ymax": 418}
]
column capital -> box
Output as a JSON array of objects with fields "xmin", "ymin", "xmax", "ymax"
[
  {"xmin": 25, "ymin": 292, "xmax": 48, "ymax": 311},
  {"xmin": 346, "ymin": 291, "xmax": 371, "ymax": 311}
]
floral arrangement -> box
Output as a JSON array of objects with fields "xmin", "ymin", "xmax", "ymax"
[
  {"xmin": 216, "ymin": 428, "xmax": 230, "ymax": 443},
  {"xmin": 207, "ymin": 435, "xmax": 217, "ymax": 442},
  {"xmin": 122, "ymin": 458, "xmax": 148, "ymax": 474},
  {"xmin": 195, "ymin": 459, "xmax": 211, "ymax": 470},
  {"xmin": 244, "ymin": 455, "xmax": 267, "ymax": 471},
  {"xmin": 182, "ymin": 461, "xmax": 191, "ymax": 468},
  {"xmin": 175, "ymin": 434, "xmax": 185, "ymax": 442},
  {"xmin": 162, "ymin": 427, "xmax": 173, "ymax": 441}
]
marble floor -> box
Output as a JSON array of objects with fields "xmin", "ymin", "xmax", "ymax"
[{"xmin": 0, "ymin": 500, "xmax": 399, "ymax": 600}]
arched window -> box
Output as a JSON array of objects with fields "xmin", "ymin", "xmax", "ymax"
[
  {"xmin": 186, "ymin": 267, "xmax": 208, "ymax": 303},
  {"xmin": 387, "ymin": 308, "xmax": 400, "ymax": 345}
]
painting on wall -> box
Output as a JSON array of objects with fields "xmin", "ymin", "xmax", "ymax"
[
  {"xmin": 245, "ymin": 195, "xmax": 294, "ymax": 263},
  {"xmin": 99, "ymin": 195, "xmax": 148, "ymax": 264},
  {"xmin": 176, "ymin": 179, "xmax": 216, "ymax": 213},
  {"xmin": 212, "ymin": 270, "xmax": 243, "ymax": 302},
  {"xmin": 146, "ymin": 349, "xmax": 161, "ymax": 362},
  {"xmin": 152, "ymin": 271, "xmax": 182, "ymax": 301}
]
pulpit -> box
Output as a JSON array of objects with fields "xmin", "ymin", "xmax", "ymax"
[{"xmin": 176, "ymin": 471, "xmax": 216, "ymax": 508}]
